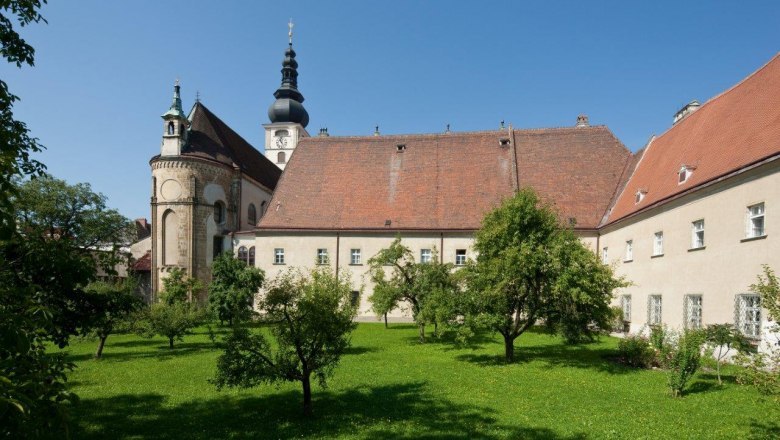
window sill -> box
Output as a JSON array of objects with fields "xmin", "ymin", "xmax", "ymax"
[
  {"xmin": 316, "ymin": 263, "xmax": 330, "ymax": 266},
  {"xmin": 623, "ymin": 259, "xmax": 633, "ymax": 263},
  {"xmin": 650, "ymin": 253, "xmax": 664, "ymax": 259},
  {"xmin": 741, "ymin": 235, "xmax": 767, "ymax": 243},
  {"xmin": 273, "ymin": 263, "xmax": 286, "ymax": 266},
  {"xmin": 348, "ymin": 263, "xmax": 363, "ymax": 266},
  {"xmin": 688, "ymin": 246, "xmax": 706, "ymax": 252}
]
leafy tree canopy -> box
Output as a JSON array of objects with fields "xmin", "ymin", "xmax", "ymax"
[
  {"xmin": 208, "ymin": 252, "xmax": 265, "ymax": 325},
  {"xmin": 213, "ymin": 267, "xmax": 358, "ymax": 416},
  {"xmin": 84, "ymin": 279, "xmax": 144, "ymax": 358}
]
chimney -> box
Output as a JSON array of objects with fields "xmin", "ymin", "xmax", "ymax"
[
  {"xmin": 575, "ymin": 114, "xmax": 589, "ymax": 128},
  {"xmin": 673, "ymin": 100, "xmax": 700, "ymax": 125},
  {"xmin": 318, "ymin": 127, "xmax": 330, "ymax": 137}
]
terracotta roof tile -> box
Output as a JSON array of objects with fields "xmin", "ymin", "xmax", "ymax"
[
  {"xmin": 182, "ymin": 103, "xmax": 282, "ymax": 190},
  {"xmin": 131, "ymin": 250, "xmax": 151, "ymax": 272},
  {"xmin": 607, "ymin": 53, "xmax": 780, "ymax": 224},
  {"xmin": 259, "ymin": 126, "xmax": 630, "ymax": 231}
]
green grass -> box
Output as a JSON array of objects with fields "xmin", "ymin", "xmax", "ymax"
[{"xmin": 59, "ymin": 324, "xmax": 779, "ymax": 439}]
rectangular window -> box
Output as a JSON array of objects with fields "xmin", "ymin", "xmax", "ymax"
[
  {"xmin": 736, "ymin": 294, "xmax": 761, "ymax": 338},
  {"xmin": 648, "ymin": 295, "xmax": 662, "ymax": 326},
  {"xmin": 684, "ymin": 294, "xmax": 703, "ymax": 329},
  {"xmin": 420, "ymin": 248, "xmax": 432, "ymax": 264},
  {"xmin": 653, "ymin": 231, "xmax": 664, "ymax": 256},
  {"xmin": 624, "ymin": 240, "xmax": 633, "ymax": 261},
  {"xmin": 601, "ymin": 247, "xmax": 608, "ymax": 264},
  {"xmin": 274, "ymin": 248, "xmax": 285, "ymax": 265},
  {"xmin": 455, "ymin": 249, "xmax": 467, "ymax": 266},
  {"xmin": 213, "ymin": 236, "xmax": 224, "ymax": 259},
  {"xmin": 317, "ymin": 248, "xmax": 329, "ymax": 265},
  {"xmin": 747, "ymin": 203, "xmax": 765, "ymax": 238},
  {"xmin": 350, "ymin": 248, "xmax": 361, "ymax": 265},
  {"xmin": 691, "ymin": 219, "xmax": 705, "ymax": 249},
  {"xmin": 621, "ymin": 295, "xmax": 632, "ymax": 322},
  {"xmin": 350, "ymin": 291, "xmax": 360, "ymax": 307}
]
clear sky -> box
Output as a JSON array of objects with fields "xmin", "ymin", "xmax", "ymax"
[{"xmin": 3, "ymin": 1, "xmax": 780, "ymax": 219}]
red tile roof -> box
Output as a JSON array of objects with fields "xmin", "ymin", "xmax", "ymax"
[
  {"xmin": 606, "ymin": 53, "xmax": 780, "ymax": 224},
  {"xmin": 165, "ymin": 102, "xmax": 282, "ymax": 191},
  {"xmin": 131, "ymin": 250, "xmax": 151, "ymax": 272},
  {"xmin": 259, "ymin": 126, "xmax": 630, "ymax": 231}
]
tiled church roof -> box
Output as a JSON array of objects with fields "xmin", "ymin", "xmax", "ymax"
[
  {"xmin": 606, "ymin": 53, "xmax": 780, "ymax": 225},
  {"xmin": 259, "ymin": 126, "xmax": 631, "ymax": 231},
  {"xmin": 180, "ymin": 102, "xmax": 282, "ymax": 190}
]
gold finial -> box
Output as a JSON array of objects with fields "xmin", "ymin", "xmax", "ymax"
[
  {"xmin": 175, "ymin": 78, "xmax": 180, "ymax": 87},
  {"xmin": 288, "ymin": 18, "xmax": 294, "ymax": 44}
]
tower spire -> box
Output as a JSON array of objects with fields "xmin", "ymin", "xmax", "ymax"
[
  {"xmin": 162, "ymin": 78, "xmax": 186, "ymax": 119},
  {"xmin": 268, "ymin": 21, "xmax": 309, "ymax": 127}
]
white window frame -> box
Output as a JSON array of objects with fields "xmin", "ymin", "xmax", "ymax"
[
  {"xmin": 621, "ymin": 295, "xmax": 632, "ymax": 322},
  {"xmin": 653, "ymin": 231, "xmax": 664, "ymax": 256},
  {"xmin": 684, "ymin": 294, "xmax": 703, "ymax": 329},
  {"xmin": 735, "ymin": 294, "xmax": 761, "ymax": 339},
  {"xmin": 350, "ymin": 248, "xmax": 362, "ymax": 265},
  {"xmin": 455, "ymin": 249, "xmax": 467, "ymax": 266},
  {"xmin": 274, "ymin": 248, "xmax": 285, "ymax": 265},
  {"xmin": 601, "ymin": 247, "xmax": 608, "ymax": 264},
  {"xmin": 691, "ymin": 219, "xmax": 705, "ymax": 249},
  {"xmin": 317, "ymin": 248, "xmax": 329, "ymax": 265},
  {"xmin": 678, "ymin": 166, "xmax": 693, "ymax": 184},
  {"xmin": 624, "ymin": 240, "xmax": 633, "ymax": 262},
  {"xmin": 420, "ymin": 248, "xmax": 432, "ymax": 264},
  {"xmin": 648, "ymin": 295, "xmax": 662, "ymax": 326},
  {"xmin": 746, "ymin": 203, "xmax": 765, "ymax": 238}
]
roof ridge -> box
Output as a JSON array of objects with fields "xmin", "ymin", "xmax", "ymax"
[{"xmin": 301, "ymin": 125, "xmax": 610, "ymax": 141}]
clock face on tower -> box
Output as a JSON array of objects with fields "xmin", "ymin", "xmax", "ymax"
[{"xmin": 275, "ymin": 136, "xmax": 288, "ymax": 149}]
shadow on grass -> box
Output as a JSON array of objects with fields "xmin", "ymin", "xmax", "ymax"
[
  {"xmin": 67, "ymin": 341, "xmax": 217, "ymax": 363},
  {"xmin": 748, "ymin": 419, "xmax": 780, "ymax": 440},
  {"xmin": 697, "ymin": 373, "xmax": 738, "ymax": 385},
  {"xmin": 684, "ymin": 380, "xmax": 719, "ymax": 395},
  {"xmin": 456, "ymin": 343, "xmax": 633, "ymax": 375},
  {"xmin": 71, "ymin": 381, "xmax": 585, "ymax": 440}
]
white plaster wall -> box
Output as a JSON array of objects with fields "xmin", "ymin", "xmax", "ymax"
[
  {"xmin": 600, "ymin": 162, "xmax": 779, "ymax": 339},
  {"xmin": 239, "ymin": 177, "xmax": 272, "ymax": 231}
]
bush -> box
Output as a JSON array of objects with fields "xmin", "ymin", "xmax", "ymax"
[
  {"xmin": 617, "ymin": 335, "xmax": 655, "ymax": 368},
  {"xmin": 736, "ymin": 350, "xmax": 780, "ymax": 401},
  {"xmin": 661, "ymin": 330, "xmax": 705, "ymax": 397}
]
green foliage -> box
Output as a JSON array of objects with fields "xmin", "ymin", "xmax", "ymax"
[
  {"xmin": 660, "ymin": 330, "xmax": 705, "ymax": 397},
  {"xmin": 138, "ymin": 302, "xmax": 204, "ymax": 349},
  {"xmin": 83, "ymin": 279, "xmax": 144, "ymax": 358},
  {"xmin": 213, "ymin": 267, "xmax": 358, "ymax": 416},
  {"xmin": 368, "ymin": 237, "xmax": 456, "ymax": 342},
  {"xmin": 751, "ymin": 265, "xmax": 779, "ymax": 334},
  {"xmin": 161, "ymin": 267, "xmax": 203, "ymax": 304},
  {"xmin": 617, "ymin": 335, "xmax": 655, "ymax": 368},
  {"xmin": 0, "ymin": 0, "xmax": 48, "ymax": 239},
  {"xmin": 704, "ymin": 324, "xmax": 751, "ymax": 385},
  {"xmin": 649, "ymin": 325, "xmax": 669, "ymax": 358},
  {"xmin": 462, "ymin": 188, "xmax": 626, "ymax": 361},
  {"xmin": 208, "ymin": 253, "xmax": 264, "ymax": 325},
  {"xmin": 736, "ymin": 350, "xmax": 780, "ymax": 401}
]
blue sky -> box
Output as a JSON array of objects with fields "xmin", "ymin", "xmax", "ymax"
[{"xmin": 3, "ymin": 1, "xmax": 780, "ymax": 219}]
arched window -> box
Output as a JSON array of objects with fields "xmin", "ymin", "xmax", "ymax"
[
  {"xmin": 214, "ymin": 201, "xmax": 225, "ymax": 224},
  {"xmin": 277, "ymin": 151, "xmax": 286, "ymax": 164},
  {"xmin": 275, "ymin": 129, "xmax": 289, "ymax": 137},
  {"xmin": 162, "ymin": 210, "xmax": 179, "ymax": 265},
  {"xmin": 260, "ymin": 201, "xmax": 266, "ymax": 218},
  {"xmin": 167, "ymin": 121, "xmax": 175, "ymax": 135},
  {"xmin": 237, "ymin": 246, "xmax": 248, "ymax": 263},
  {"xmin": 247, "ymin": 203, "xmax": 257, "ymax": 225},
  {"xmin": 248, "ymin": 246, "xmax": 255, "ymax": 266}
]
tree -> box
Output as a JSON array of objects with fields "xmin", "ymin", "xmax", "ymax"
[
  {"xmin": 368, "ymin": 238, "xmax": 455, "ymax": 342},
  {"xmin": 139, "ymin": 269, "xmax": 204, "ymax": 348},
  {"xmin": 213, "ymin": 267, "xmax": 358, "ymax": 416},
  {"xmin": 704, "ymin": 324, "xmax": 750, "ymax": 385},
  {"xmin": 208, "ymin": 253, "xmax": 265, "ymax": 325},
  {"xmin": 0, "ymin": 0, "xmax": 47, "ymax": 239},
  {"xmin": 751, "ymin": 265, "xmax": 780, "ymax": 336},
  {"xmin": 84, "ymin": 279, "xmax": 144, "ymax": 358},
  {"xmin": 463, "ymin": 188, "xmax": 626, "ymax": 362}
]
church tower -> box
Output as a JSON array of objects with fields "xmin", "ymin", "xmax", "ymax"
[
  {"xmin": 161, "ymin": 79, "xmax": 189, "ymax": 156},
  {"xmin": 263, "ymin": 21, "xmax": 309, "ymax": 170}
]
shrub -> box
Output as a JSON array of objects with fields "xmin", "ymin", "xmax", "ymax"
[
  {"xmin": 617, "ymin": 335, "xmax": 654, "ymax": 368},
  {"xmin": 736, "ymin": 350, "xmax": 780, "ymax": 401},
  {"xmin": 662, "ymin": 330, "xmax": 705, "ymax": 397}
]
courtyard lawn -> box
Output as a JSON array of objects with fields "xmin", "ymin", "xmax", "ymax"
[{"xmin": 60, "ymin": 324, "xmax": 778, "ymax": 439}]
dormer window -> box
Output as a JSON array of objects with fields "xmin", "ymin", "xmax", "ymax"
[
  {"xmin": 678, "ymin": 165, "xmax": 694, "ymax": 184},
  {"xmin": 635, "ymin": 190, "xmax": 647, "ymax": 204},
  {"xmin": 396, "ymin": 144, "xmax": 406, "ymax": 152},
  {"xmin": 499, "ymin": 138, "xmax": 510, "ymax": 146}
]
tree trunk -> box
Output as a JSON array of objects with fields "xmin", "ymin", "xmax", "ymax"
[
  {"xmin": 169, "ymin": 337, "xmax": 174, "ymax": 349},
  {"xmin": 384, "ymin": 313, "xmax": 388, "ymax": 328},
  {"xmin": 504, "ymin": 335, "xmax": 515, "ymax": 362},
  {"xmin": 302, "ymin": 372, "xmax": 313, "ymax": 417},
  {"xmin": 434, "ymin": 321, "xmax": 438, "ymax": 337},
  {"xmin": 418, "ymin": 323, "xmax": 426, "ymax": 343},
  {"xmin": 716, "ymin": 360, "xmax": 722, "ymax": 385},
  {"xmin": 95, "ymin": 335, "xmax": 107, "ymax": 359}
]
